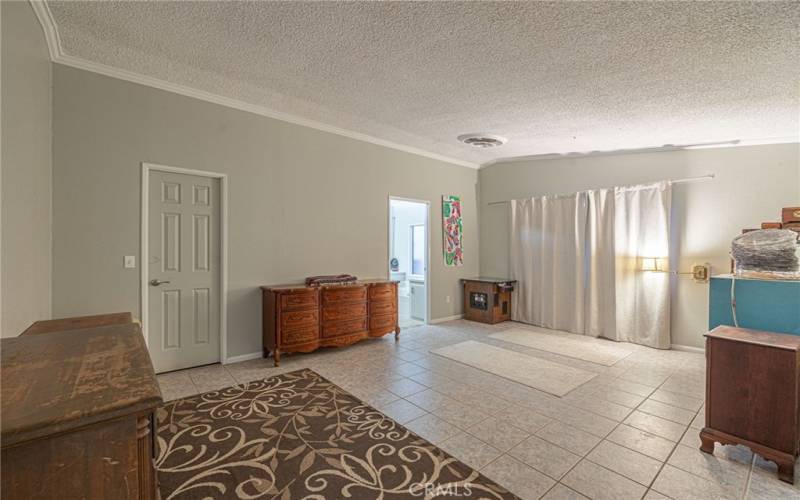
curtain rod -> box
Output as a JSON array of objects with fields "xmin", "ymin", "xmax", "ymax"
[{"xmin": 486, "ymin": 173, "xmax": 716, "ymax": 206}]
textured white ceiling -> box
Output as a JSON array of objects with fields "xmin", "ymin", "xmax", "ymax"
[{"xmin": 46, "ymin": 1, "xmax": 800, "ymax": 166}]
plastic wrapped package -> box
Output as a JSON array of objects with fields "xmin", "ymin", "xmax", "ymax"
[{"xmin": 732, "ymin": 229, "xmax": 800, "ymax": 280}]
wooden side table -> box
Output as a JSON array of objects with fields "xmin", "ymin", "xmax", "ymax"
[
  {"xmin": 461, "ymin": 278, "xmax": 516, "ymax": 324},
  {"xmin": 700, "ymin": 325, "xmax": 800, "ymax": 483}
]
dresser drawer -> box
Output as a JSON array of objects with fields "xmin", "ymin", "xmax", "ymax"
[
  {"xmin": 370, "ymin": 313, "xmax": 396, "ymax": 330},
  {"xmin": 322, "ymin": 318, "xmax": 368, "ymax": 338},
  {"xmin": 370, "ymin": 300, "xmax": 396, "ymax": 316},
  {"xmin": 281, "ymin": 309, "xmax": 318, "ymax": 329},
  {"xmin": 369, "ymin": 284, "xmax": 396, "ymax": 301},
  {"xmin": 280, "ymin": 290, "xmax": 318, "ymax": 310},
  {"xmin": 281, "ymin": 326, "xmax": 318, "ymax": 345},
  {"xmin": 322, "ymin": 286, "xmax": 367, "ymax": 305},
  {"xmin": 322, "ymin": 303, "xmax": 367, "ymax": 322}
]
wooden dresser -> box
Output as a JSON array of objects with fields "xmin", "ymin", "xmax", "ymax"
[
  {"xmin": 262, "ymin": 280, "xmax": 399, "ymax": 365},
  {"xmin": 701, "ymin": 325, "xmax": 800, "ymax": 483},
  {"xmin": 1, "ymin": 322, "xmax": 162, "ymax": 499}
]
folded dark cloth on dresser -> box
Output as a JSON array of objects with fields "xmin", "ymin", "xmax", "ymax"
[{"xmin": 305, "ymin": 274, "xmax": 358, "ymax": 286}]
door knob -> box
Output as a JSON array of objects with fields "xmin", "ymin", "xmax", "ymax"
[{"xmin": 150, "ymin": 279, "xmax": 171, "ymax": 286}]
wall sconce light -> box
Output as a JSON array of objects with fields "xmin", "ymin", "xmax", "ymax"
[{"xmin": 640, "ymin": 257, "xmax": 666, "ymax": 272}]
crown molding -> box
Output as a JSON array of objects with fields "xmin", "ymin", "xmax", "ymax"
[
  {"xmin": 28, "ymin": 1, "xmax": 480, "ymax": 170},
  {"xmin": 479, "ymin": 137, "xmax": 800, "ymax": 169}
]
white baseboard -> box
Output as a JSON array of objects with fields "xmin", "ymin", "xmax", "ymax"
[
  {"xmin": 224, "ymin": 351, "xmax": 263, "ymax": 364},
  {"xmin": 671, "ymin": 343, "xmax": 705, "ymax": 353},
  {"xmin": 429, "ymin": 314, "xmax": 464, "ymax": 324}
]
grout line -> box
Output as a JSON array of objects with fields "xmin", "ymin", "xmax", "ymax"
[{"xmin": 741, "ymin": 454, "xmax": 756, "ymax": 500}]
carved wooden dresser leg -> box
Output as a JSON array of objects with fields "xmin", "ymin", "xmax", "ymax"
[
  {"xmin": 777, "ymin": 460, "xmax": 795, "ymax": 484},
  {"xmin": 699, "ymin": 429, "xmax": 715, "ymax": 454}
]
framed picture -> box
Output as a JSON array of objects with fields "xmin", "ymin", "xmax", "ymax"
[{"xmin": 442, "ymin": 195, "xmax": 463, "ymax": 266}]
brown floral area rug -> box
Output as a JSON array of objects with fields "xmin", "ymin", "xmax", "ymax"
[{"xmin": 156, "ymin": 368, "xmax": 518, "ymax": 499}]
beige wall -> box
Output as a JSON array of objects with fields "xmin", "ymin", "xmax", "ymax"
[
  {"xmin": 479, "ymin": 144, "xmax": 800, "ymax": 348},
  {"xmin": 1, "ymin": 1, "xmax": 53, "ymax": 336},
  {"xmin": 52, "ymin": 65, "xmax": 478, "ymax": 358}
]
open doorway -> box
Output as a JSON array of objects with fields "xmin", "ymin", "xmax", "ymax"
[{"xmin": 389, "ymin": 197, "xmax": 429, "ymax": 329}]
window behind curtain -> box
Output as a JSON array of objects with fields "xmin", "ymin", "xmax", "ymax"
[{"xmin": 411, "ymin": 224, "xmax": 425, "ymax": 276}]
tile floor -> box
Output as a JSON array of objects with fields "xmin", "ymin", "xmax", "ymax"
[{"xmin": 157, "ymin": 320, "xmax": 799, "ymax": 500}]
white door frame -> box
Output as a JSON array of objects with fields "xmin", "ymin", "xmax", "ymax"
[
  {"xmin": 388, "ymin": 196, "xmax": 431, "ymax": 324},
  {"xmin": 140, "ymin": 162, "xmax": 229, "ymax": 364}
]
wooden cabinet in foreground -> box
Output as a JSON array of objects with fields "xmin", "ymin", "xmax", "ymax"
[
  {"xmin": 262, "ymin": 280, "xmax": 399, "ymax": 366},
  {"xmin": 701, "ymin": 325, "xmax": 800, "ymax": 483},
  {"xmin": 1, "ymin": 322, "xmax": 162, "ymax": 499}
]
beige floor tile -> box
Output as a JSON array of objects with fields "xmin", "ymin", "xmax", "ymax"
[
  {"xmin": 360, "ymin": 390, "xmax": 400, "ymax": 408},
  {"xmin": 159, "ymin": 383, "xmax": 198, "ymax": 401},
  {"xmin": 404, "ymin": 388, "xmax": 453, "ymax": 411},
  {"xmin": 467, "ymin": 416, "xmax": 531, "ymax": 452},
  {"xmin": 567, "ymin": 395, "xmax": 633, "ymax": 421},
  {"xmin": 554, "ymin": 408, "xmax": 618, "ymax": 438},
  {"xmin": 392, "ymin": 361, "xmax": 428, "ymax": 377},
  {"xmin": 494, "ymin": 404, "xmax": 554, "ymax": 434},
  {"xmin": 378, "ymin": 398, "xmax": 427, "ymax": 424},
  {"xmin": 648, "ymin": 388, "xmax": 703, "ymax": 412},
  {"xmin": 384, "ymin": 377, "xmax": 428, "ymax": 397},
  {"xmin": 593, "ymin": 387, "xmax": 646, "ymax": 408},
  {"xmin": 587, "ymin": 440, "xmax": 662, "ymax": 486},
  {"xmin": 535, "ymin": 421, "xmax": 602, "ymax": 456},
  {"xmin": 643, "ymin": 489, "xmax": 670, "ymax": 499},
  {"xmin": 541, "ymin": 484, "xmax": 589, "ymax": 500},
  {"xmin": 481, "ymin": 454, "xmax": 556, "ymax": 500},
  {"xmin": 659, "ymin": 377, "xmax": 705, "ymax": 400},
  {"xmin": 562, "ymin": 460, "xmax": 648, "ymax": 500},
  {"xmin": 602, "ymin": 379, "xmax": 656, "ymax": 398},
  {"xmin": 440, "ymin": 433, "xmax": 502, "ymax": 470},
  {"xmin": 607, "ymin": 424, "xmax": 676, "ymax": 461},
  {"xmin": 508, "ymin": 435, "xmax": 581, "ymax": 479},
  {"xmin": 453, "ymin": 389, "xmax": 510, "ymax": 415},
  {"xmin": 157, "ymin": 370, "xmax": 193, "ymax": 385},
  {"xmin": 652, "ymin": 464, "xmax": 743, "ymax": 500},
  {"xmin": 431, "ymin": 400, "xmax": 489, "ymax": 430},
  {"xmin": 624, "ymin": 411, "xmax": 687, "ymax": 442},
  {"xmin": 667, "ymin": 444, "xmax": 750, "ymax": 490},
  {"xmin": 638, "ymin": 399, "xmax": 696, "ymax": 425},
  {"xmin": 747, "ymin": 467, "xmax": 800, "ymax": 499},
  {"xmin": 689, "ymin": 410, "xmax": 704, "ymax": 430},
  {"xmin": 405, "ymin": 413, "xmax": 462, "ymax": 444}
]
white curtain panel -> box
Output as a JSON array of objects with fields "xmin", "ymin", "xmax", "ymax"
[
  {"xmin": 613, "ymin": 181, "xmax": 672, "ymax": 348},
  {"xmin": 585, "ymin": 188, "xmax": 617, "ymax": 340},
  {"xmin": 510, "ymin": 194, "xmax": 588, "ymax": 333}
]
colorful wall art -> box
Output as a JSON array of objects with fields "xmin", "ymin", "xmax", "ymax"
[{"xmin": 442, "ymin": 195, "xmax": 464, "ymax": 266}]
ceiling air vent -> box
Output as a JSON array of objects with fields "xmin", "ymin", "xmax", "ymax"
[{"xmin": 457, "ymin": 134, "xmax": 507, "ymax": 148}]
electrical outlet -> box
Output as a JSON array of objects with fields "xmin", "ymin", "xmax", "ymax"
[
  {"xmin": 124, "ymin": 255, "xmax": 136, "ymax": 269},
  {"xmin": 692, "ymin": 263, "xmax": 709, "ymax": 283},
  {"xmin": 446, "ymin": 295, "xmax": 451, "ymax": 303}
]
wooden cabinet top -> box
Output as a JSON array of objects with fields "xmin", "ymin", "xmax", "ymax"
[
  {"xmin": 261, "ymin": 279, "xmax": 397, "ymax": 292},
  {"xmin": 1, "ymin": 324, "xmax": 162, "ymax": 447},
  {"xmin": 706, "ymin": 325, "xmax": 800, "ymax": 351},
  {"xmin": 20, "ymin": 312, "xmax": 134, "ymax": 336}
]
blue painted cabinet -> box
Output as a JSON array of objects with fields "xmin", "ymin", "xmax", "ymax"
[{"xmin": 709, "ymin": 275, "xmax": 800, "ymax": 335}]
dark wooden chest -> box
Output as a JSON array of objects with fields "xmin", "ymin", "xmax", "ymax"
[
  {"xmin": 1, "ymin": 322, "xmax": 162, "ymax": 499},
  {"xmin": 701, "ymin": 325, "xmax": 800, "ymax": 483}
]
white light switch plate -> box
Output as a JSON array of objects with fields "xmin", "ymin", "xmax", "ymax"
[{"xmin": 124, "ymin": 255, "xmax": 136, "ymax": 269}]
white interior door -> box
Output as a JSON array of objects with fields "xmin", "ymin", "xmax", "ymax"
[{"xmin": 148, "ymin": 171, "xmax": 220, "ymax": 372}]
